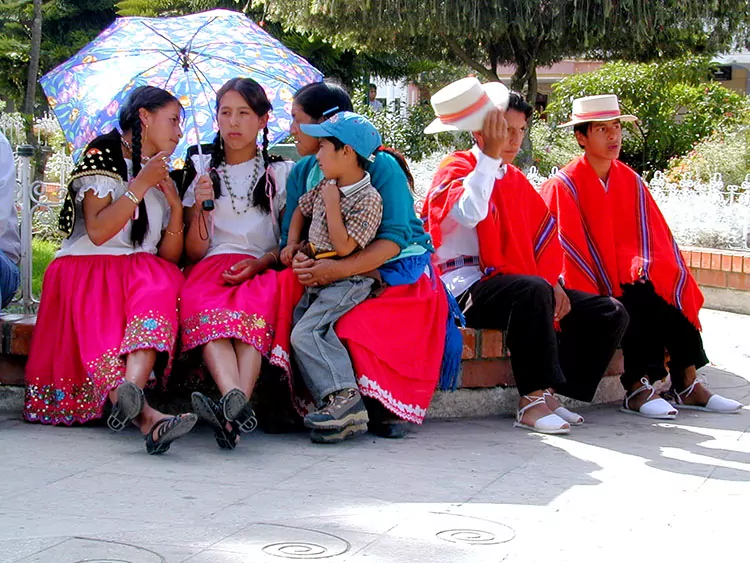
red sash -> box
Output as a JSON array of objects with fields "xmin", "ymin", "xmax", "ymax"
[
  {"xmin": 422, "ymin": 151, "xmax": 561, "ymax": 285},
  {"xmin": 540, "ymin": 156, "xmax": 703, "ymax": 328}
]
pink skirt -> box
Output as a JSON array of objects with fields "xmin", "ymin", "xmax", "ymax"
[
  {"xmin": 180, "ymin": 254, "xmax": 279, "ymax": 355},
  {"xmin": 270, "ymin": 268, "xmax": 447, "ymax": 423},
  {"xmin": 24, "ymin": 253, "xmax": 183, "ymax": 425}
]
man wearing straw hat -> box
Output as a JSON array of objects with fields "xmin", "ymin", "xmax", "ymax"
[
  {"xmin": 541, "ymin": 95, "xmax": 743, "ymax": 418},
  {"xmin": 422, "ymin": 78, "xmax": 628, "ymax": 434}
]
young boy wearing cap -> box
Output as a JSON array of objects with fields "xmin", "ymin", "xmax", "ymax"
[
  {"xmin": 541, "ymin": 95, "xmax": 742, "ymax": 417},
  {"xmin": 281, "ymin": 111, "xmax": 384, "ymax": 441},
  {"xmin": 422, "ymin": 78, "xmax": 628, "ymax": 434}
]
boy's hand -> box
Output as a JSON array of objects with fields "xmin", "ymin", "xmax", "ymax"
[
  {"xmin": 321, "ymin": 180, "xmax": 340, "ymax": 208},
  {"xmin": 281, "ymin": 242, "xmax": 302, "ymax": 266}
]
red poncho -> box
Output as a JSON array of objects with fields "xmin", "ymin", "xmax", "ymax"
[
  {"xmin": 422, "ymin": 151, "xmax": 561, "ymax": 285},
  {"xmin": 540, "ymin": 156, "xmax": 703, "ymax": 328}
]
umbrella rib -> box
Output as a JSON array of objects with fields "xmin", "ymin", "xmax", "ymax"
[
  {"xmin": 190, "ymin": 53, "xmax": 298, "ymax": 87},
  {"xmin": 184, "ymin": 16, "xmax": 220, "ymax": 58}
]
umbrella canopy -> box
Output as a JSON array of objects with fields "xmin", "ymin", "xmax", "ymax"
[{"xmin": 40, "ymin": 9, "xmax": 323, "ymax": 163}]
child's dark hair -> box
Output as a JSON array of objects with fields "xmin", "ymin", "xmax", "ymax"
[
  {"xmin": 322, "ymin": 136, "xmax": 370, "ymax": 170},
  {"xmin": 208, "ymin": 77, "xmax": 283, "ymax": 214},
  {"xmin": 294, "ymin": 82, "xmax": 414, "ymax": 192},
  {"xmin": 118, "ymin": 85, "xmax": 180, "ymax": 246}
]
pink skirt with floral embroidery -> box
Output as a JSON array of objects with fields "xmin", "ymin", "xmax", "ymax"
[
  {"xmin": 24, "ymin": 253, "xmax": 183, "ymax": 425},
  {"xmin": 179, "ymin": 254, "xmax": 279, "ymax": 355}
]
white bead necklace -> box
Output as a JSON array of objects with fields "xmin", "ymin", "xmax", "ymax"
[{"xmin": 219, "ymin": 156, "xmax": 262, "ymax": 215}]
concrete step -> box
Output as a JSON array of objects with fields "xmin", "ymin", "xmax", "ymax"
[{"xmin": 0, "ymin": 313, "xmax": 625, "ymax": 419}]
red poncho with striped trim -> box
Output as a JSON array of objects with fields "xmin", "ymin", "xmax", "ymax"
[
  {"xmin": 540, "ymin": 156, "xmax": 703, "ymax": 328},
  {"xmin": 422, "ymin": 151, "xmax": 561, "ymax": 285}
]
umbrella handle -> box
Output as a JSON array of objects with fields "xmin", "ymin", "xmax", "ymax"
[{"xmin": 182, "ymin": 65, "xmax": 214, "ymax": 212}]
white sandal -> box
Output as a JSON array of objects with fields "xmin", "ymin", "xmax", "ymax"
[
  {"xmin": 670, "ymin": 376, "xmax": 743, "ymax": 414},
  {"xmin": 620, "ymin": 377, "xmax": 677, "ymax": 419},
  {"xmin": 543, "ymin": 391, "xmax": 584, "ymax": 425},
  {"xmin": 514, "ymin": 395, "xmax": 571, "ymax": 435}
]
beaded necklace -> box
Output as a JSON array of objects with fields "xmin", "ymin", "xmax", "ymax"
[{"xmin": 219, "ymin": 155, "xmax": 262, "ymax": 215}]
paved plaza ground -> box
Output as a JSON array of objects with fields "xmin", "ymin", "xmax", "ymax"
[{"xmin": 0, "ymin": 309, "xmax": 748, "ymax": 562}]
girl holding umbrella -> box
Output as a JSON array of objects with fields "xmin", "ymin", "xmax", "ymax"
[
  {"xmin": 24, "ymin": 86, "xmax": 196, "ymax": 455},
  {"xmin": 179, "ymin": 77, "xmax": 294, "ymax": 450}
]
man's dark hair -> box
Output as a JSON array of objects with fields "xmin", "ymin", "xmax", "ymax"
[
  {"xmin": 322, "ymin": 136, "xmax": 369, "ymax": 170},
  {"xmin": 368, "ymin": 83, "xmax": 377, "ymax": 90},
  {"xmin": 573, "ymin": 122, "xmax": 592, "ymax": 149},
  {"xmin": 507, "ymin": 91, "xmax": 533, "ymax": 120}
]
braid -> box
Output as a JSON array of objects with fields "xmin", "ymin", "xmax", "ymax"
[
  {"xmin": 208, "ymin": 132, "xmax": 224, "ymax": 200},
  {"xmin": 129, "ymin": 119, "xmax": 150, "ymax": 246},
  {"xmin": 251, "ymin": 126, "xmax": 283, "ymax": 214},
  {"xmin": 376, "ymin": 146, "xmax": 415, "ymax": 193}
]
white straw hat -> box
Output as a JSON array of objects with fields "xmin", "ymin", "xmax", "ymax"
[
  {"xmin": 424, "ymin": 77, "xmax": 510, "ymax": 135},
  {"xmin": 558, "ymin": 94, "xmax": 638, "ymax": 128}
]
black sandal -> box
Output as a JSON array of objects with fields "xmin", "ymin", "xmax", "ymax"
[
  {"xmin": 144, "ymin": 413, "xmax": 197, "ymax": 455},
  {"xmin": 107, "ymin": 381, "xmax": 145, "ymax": 432},
  {"xmin": 221, "ymin": 389, "xmax": 258, "ymax": 434},
  {"xmin": 191, "ymin": 392, "xmax": 239, "ymax": 450}
]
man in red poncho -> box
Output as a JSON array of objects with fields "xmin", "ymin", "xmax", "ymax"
[
  {"xmin": 422, "ymin": 78, "xmax": 628, "ymax": 434},
  {"xmin": 541, "ymin": 94, "xmax": 742, "ymax": 417}
]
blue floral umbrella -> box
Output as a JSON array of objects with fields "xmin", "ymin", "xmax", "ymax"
[{"xmin": 39, "ymin": 9, "xmax": 323, "ymax": 165}]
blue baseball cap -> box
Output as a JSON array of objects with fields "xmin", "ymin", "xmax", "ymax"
[{"xmin": 300, "ymin": 111, "xmax": 382, "ymax": 162}]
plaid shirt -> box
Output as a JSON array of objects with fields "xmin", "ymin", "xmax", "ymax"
[{"xmin": 298, "ymin": 173, "xmax": 383, "ymax": 253}]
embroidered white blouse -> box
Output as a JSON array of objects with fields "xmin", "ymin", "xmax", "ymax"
[
  {"xmin": 56, "ymin": 159, "xmax": 171, "ymax": 258},
  {"xmin": 182, "ymin": 154, "xmax": 293, "ymax": 259}
]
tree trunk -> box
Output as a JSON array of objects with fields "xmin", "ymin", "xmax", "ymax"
[{"xmin": 23, "ymin": 0, "xmax": 43, "ymax": 116}]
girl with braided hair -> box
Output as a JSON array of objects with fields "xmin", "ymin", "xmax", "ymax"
[
  {"xmin": 179, "ymin": 77, "xmax": 293, "ymax": 450},
  {"xmin": 25, "ymin": 86, "xmax": 197, "ymax": 455}
]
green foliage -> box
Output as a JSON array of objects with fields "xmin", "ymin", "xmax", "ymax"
[
  {"xmin": 528, "ymin": 116, "xmax": 581, "ymax": 176},
  {"xmin": 546, "ymin": 57, "xmax": 748, "ymax": 173},
  {"xmin": 666, "ymin": 123, "xmax": 750, "ymax": 187},
  {"xmin": 116, "ymin": 0, "xmax": 239, "ymax": 16},
  {"xmin": 262, "ymin": 1, "xmax": 750, "ymax": 99},
  {"xmin": 351, "ymin": 86, "xmax": 471, "ymax": 162},
  {"xmin": 31, "ymin": 237, "xmax": 56, "ymax": 296}
]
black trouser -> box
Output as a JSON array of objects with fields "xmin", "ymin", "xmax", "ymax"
[
  {"xmin": 460, "ymin": 275, "xmax": 628, "ymax": 401},
  {"xmin": 618, "ymin": 281, "xmax": 708, "ymax": 391}
]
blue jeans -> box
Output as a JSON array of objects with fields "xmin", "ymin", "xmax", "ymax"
[
  {"xmin": 290, "ymin": 276, "xmax": 374, "ymax": 404},
  {"xmin": 0, "ymin": 250, "xmax": 20, "ymax": 309}
]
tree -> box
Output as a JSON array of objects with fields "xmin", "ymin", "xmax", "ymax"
[
  {"xmin": 23, "ymin": 0, "xmax": 41, "ymax": 114},
  {"xmin": 261, "ymin": 1, "xmax": 750, "ymax": 105}
]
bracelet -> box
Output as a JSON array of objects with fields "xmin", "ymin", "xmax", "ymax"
[
  {"xmin": 263, "ymin": 252, "xmax": 279, "ymax": 264},
  {"xmin": 123, "ymin": 190, "xmax": 140, "ymax": 205},
  {"xmin": 165, "ymin": 227, "xmax": 184, "ymax": 236}
]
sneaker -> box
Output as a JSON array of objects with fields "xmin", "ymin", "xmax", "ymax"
[
  {"xmin": 304, "ymin": 388, "xmax": 369, "ymax": 431},
  {"xmin": 310, "ymin": 421, "xmax": 369, "ymax": 444}
]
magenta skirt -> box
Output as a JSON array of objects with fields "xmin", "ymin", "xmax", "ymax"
[
  {"xmin": 179, "ymin": 253, "xmax": 279, "ymax": 355},
  {"xmin": 24, "ymin": 253, "xmax": 183, "ymax": 425}
]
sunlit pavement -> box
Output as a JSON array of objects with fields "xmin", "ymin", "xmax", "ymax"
[{"xmin": 1, "ymin": 308, "xmax": 748, "ymax": 562}]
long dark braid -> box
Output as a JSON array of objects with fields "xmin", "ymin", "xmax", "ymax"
[
  {"xmin": 252, "ymin": 126, "xmax": 284, "ymax": 213},
  {"xmin": 118, "ymin": 85, "xmax": 181, "ymax": 247},
  {"xmin": 129, "ymin": 119, "xmax": 149, "ymax": 246},
  {"xmin": 375, "ymin": 146, "xmax": 415, "ymax": 193},
  {"xmin": 208, "ymin": 132, "xmax": 224, "ymax": 201}
]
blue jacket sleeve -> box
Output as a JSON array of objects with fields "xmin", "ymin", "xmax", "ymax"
[{"xmin": 280, "ymin": 156, "xmax": 316, "ymax": 247}]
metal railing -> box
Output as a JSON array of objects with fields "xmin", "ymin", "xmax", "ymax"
[{"xmin": 12, "ymin": 145, "xmax": 69, "ymax": 314}]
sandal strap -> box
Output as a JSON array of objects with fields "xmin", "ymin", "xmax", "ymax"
[
  {"xmin": 674, "ymin": 375, "xmax": 708, "ymax": 405},
  {"xmin": 150, "ymin": 415, "xmax": 183, "ymax": 442},
  {"xmin": 624, "ymin": 377, "xmax": 655, "ymax": 409},
  {"xmin": 517, "ymin": 394, "xmax": 546, "ymax": 422}
]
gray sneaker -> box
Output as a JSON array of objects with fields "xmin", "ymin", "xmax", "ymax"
[{"xmin": 304, "ymin": 388, "xmax": 369, "ymax": 431}]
